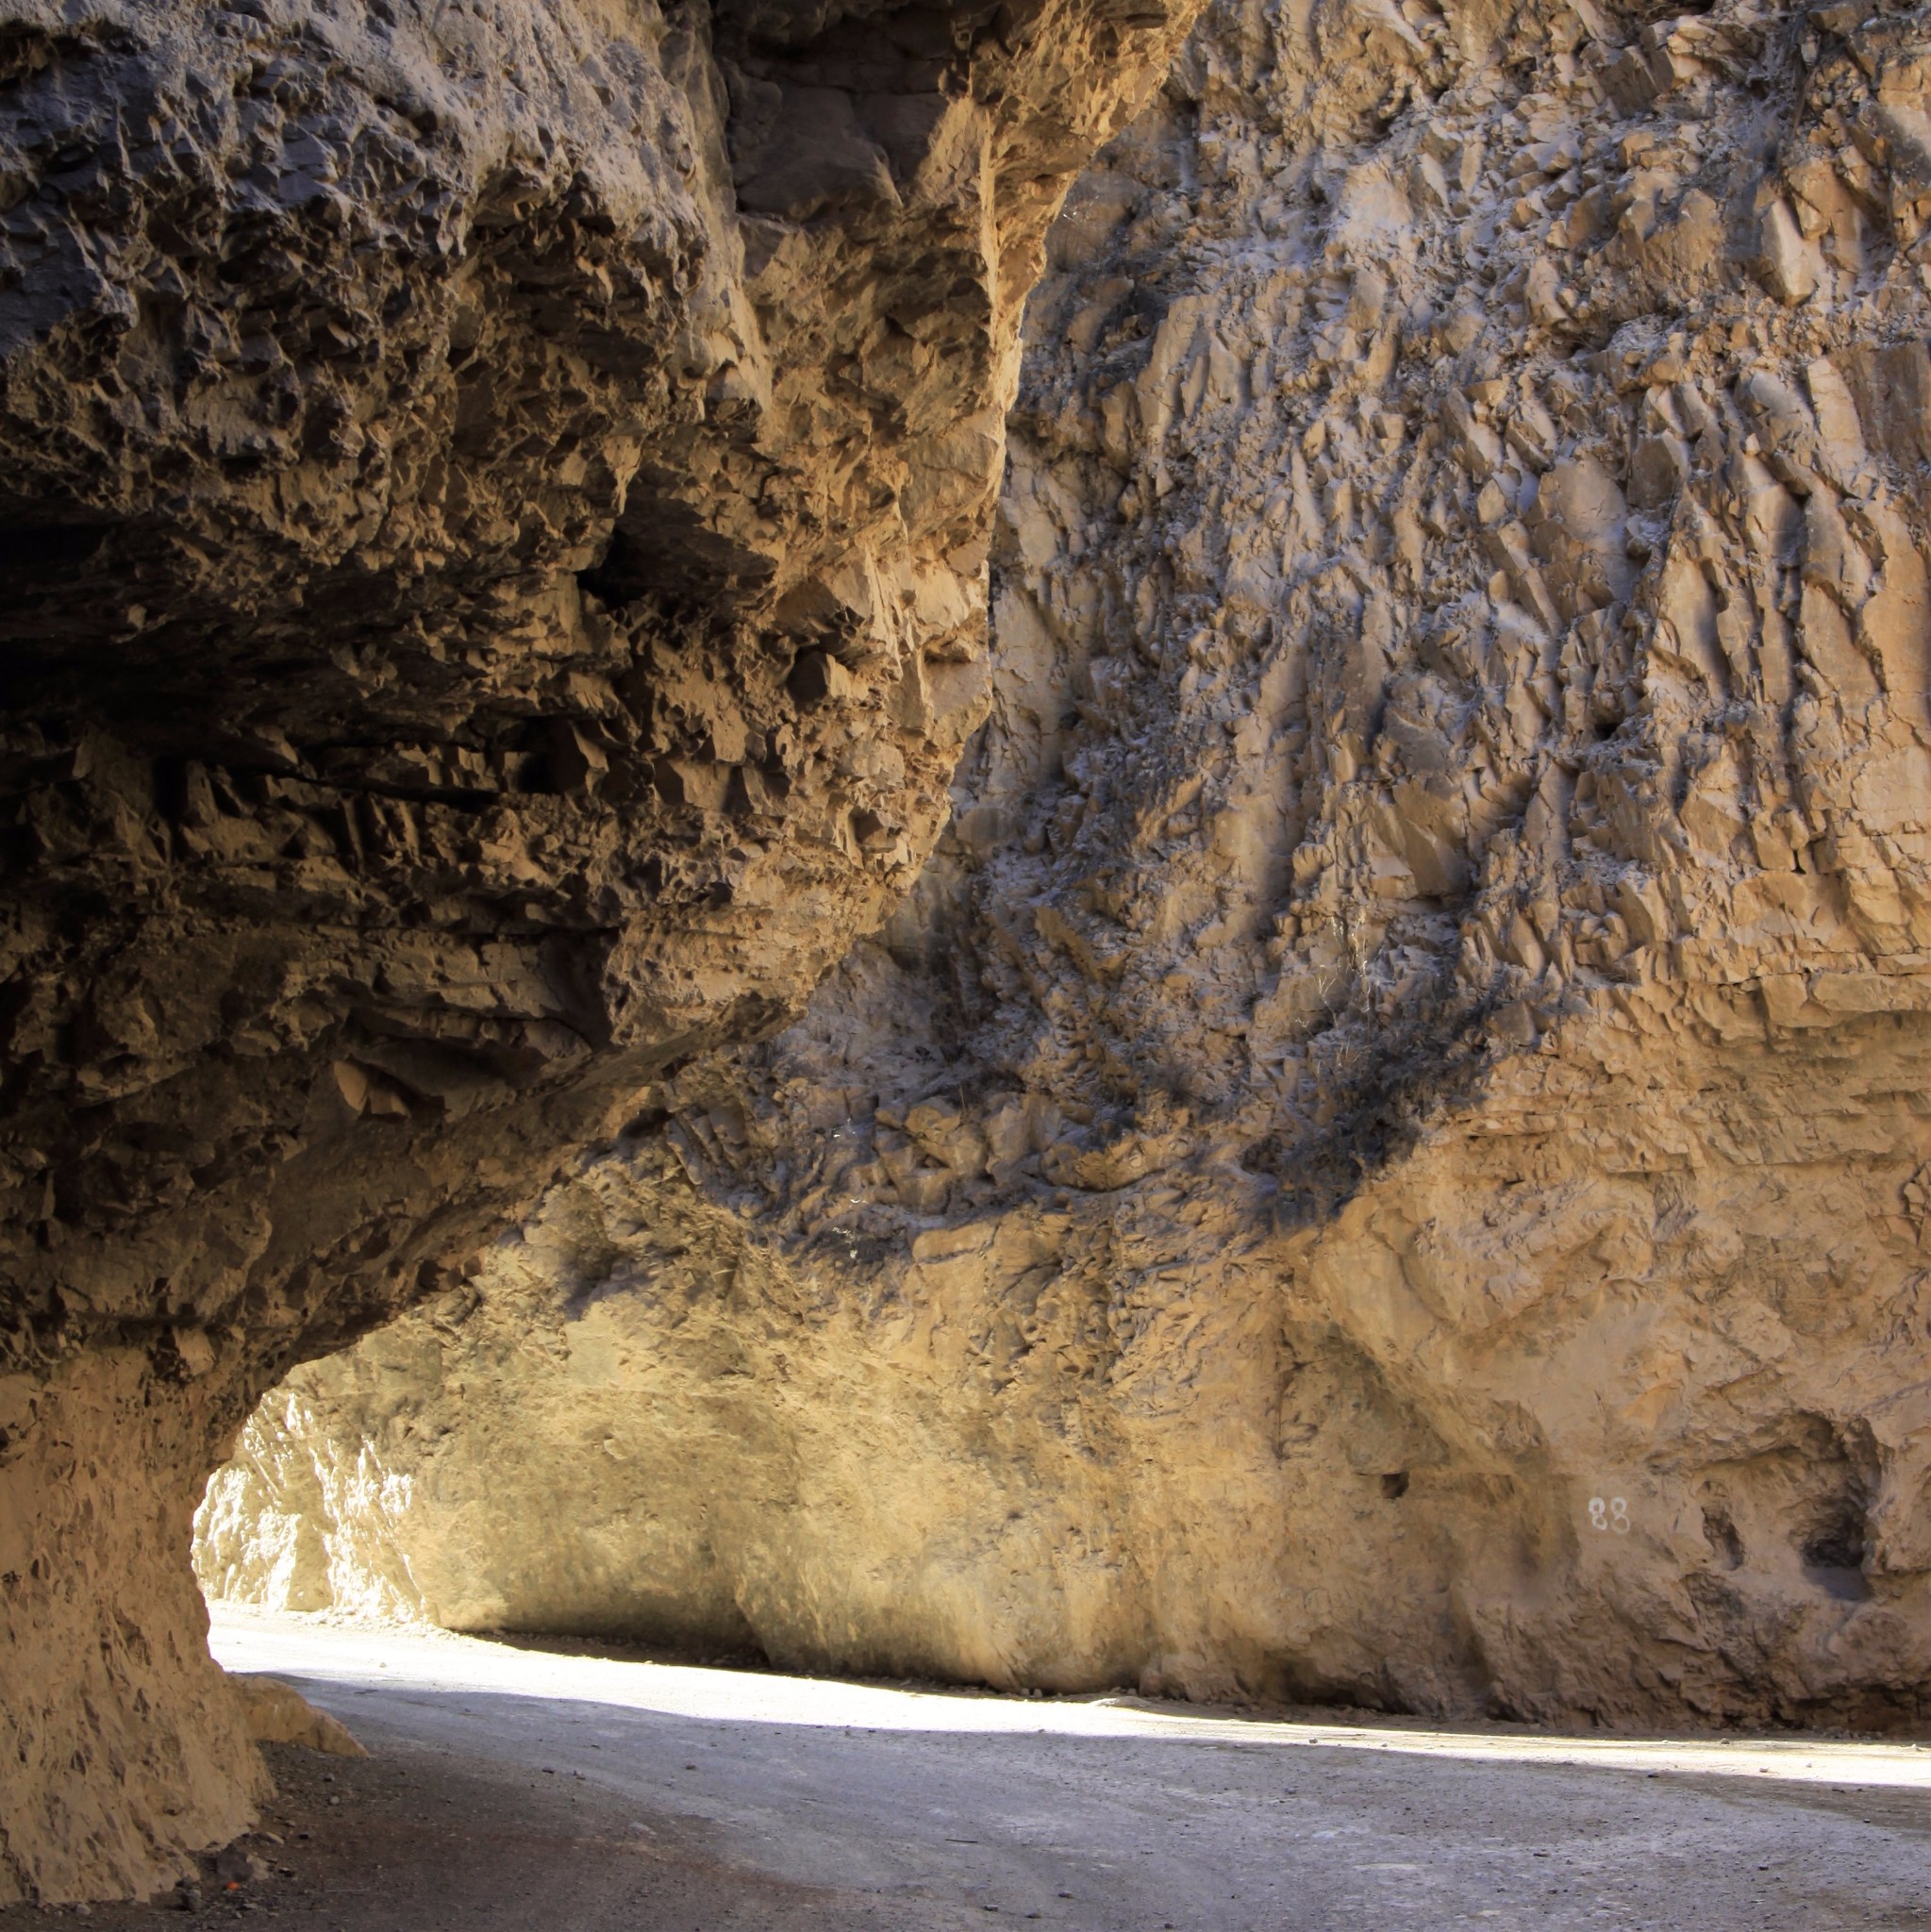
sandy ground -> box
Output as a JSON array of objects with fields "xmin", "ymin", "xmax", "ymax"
[{"xmin": 8, "ymin": 1607, "xmax": 1931, "ymax": 1928}]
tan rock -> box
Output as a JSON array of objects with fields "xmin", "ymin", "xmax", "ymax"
[
  {"xmin": 1756, "ymin": 198, "xmax": 1822, "ymax": 306},
  {"xmin": 226, "ymin": 1676, "xmax": 366, "ymax": 1759},
  {"xmin": 196, "ymin": 0, "xmax": 1931, "ymax": 1747},
  {"xmin": 0, "ymin": 0, "xmax": 1199, "ymax": 1899}
]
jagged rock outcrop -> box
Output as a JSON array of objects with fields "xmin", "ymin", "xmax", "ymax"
[
  {"xmin": 0, "ymin": 0, "xmax": 1195, "ymax": 1902},
  {"xmin": 206, "ymin": 0, "xmax": 1931, "ymax": 1731}
]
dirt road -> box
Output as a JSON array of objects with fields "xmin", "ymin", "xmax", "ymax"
[{"xmin": 10, "ymin": 1608, "xmax": 1931, "ymax": 1928}]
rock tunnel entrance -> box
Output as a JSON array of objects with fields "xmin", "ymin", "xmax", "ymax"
[
  {"xmin": 199, "ymin": 0, "xmax": 1931, "ymax": 1739},
  {"xmin": 9, "ymin": 0, "xmax": 1931, "ymax": 1903}
]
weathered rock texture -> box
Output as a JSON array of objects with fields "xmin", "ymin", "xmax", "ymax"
[
  {"xmin": 206, "ymin": 0, "xmax": 1931, "ymax": 1731},
  {"xmin": 0, "ymin": 0, "xmax": 1194, "ymax": 1900},
  {"xmin": 227, "ymin": 1674, "xmax": 365, "ymax": 1758}
]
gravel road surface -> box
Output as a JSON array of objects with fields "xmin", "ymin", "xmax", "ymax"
[{"xmin": 8, "ymin": 1607, "xmax": 1931, "ymax": 1928}]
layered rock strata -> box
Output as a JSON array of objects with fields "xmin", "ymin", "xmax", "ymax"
[
  {"xmin": 0, "ymin": 0, "xmax": 1194, "ymax": 1901},
  {"xmin": 207, "ymin": 0, "xmax": 1931, "ymax": 1729}
]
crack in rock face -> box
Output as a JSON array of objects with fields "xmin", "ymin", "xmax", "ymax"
[
  {"xmin": 0, "ymin": 0, "xmax": 1200, "ymax": 1902},
  {"xmin": 204, "ymin": 0, "xmax": 1931, "ymax": 1749}
]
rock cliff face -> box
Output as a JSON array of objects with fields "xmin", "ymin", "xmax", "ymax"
[
  {"xmin": 203, "ymin": 0, "xmax": 1931, "ymax": 1731},
  {"xmin": 0, "ymin": 0, "xmax": 1194, "ymax": 1902}
]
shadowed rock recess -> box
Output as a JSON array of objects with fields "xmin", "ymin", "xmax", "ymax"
[
  {"xmin": 0, "ymin": 0, "xmax": 1197, "ymax": 1902},
  {"xmin": 205, "ymin": 0, "xmax": 1931, "ymax": 1736}
]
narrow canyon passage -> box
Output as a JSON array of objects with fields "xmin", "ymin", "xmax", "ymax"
[{"xmin": 12, "ymin": 1610, "xmax": 1931, "ymax": 1930}]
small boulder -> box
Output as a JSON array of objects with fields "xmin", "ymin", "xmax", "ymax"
[{"xmin": 227, "ymin": 1674, "xmax": 367, "ymax": 1757}]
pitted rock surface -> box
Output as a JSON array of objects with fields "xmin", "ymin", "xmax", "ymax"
[
  {"xmin": 206, "ymin": 0, "xmax": 1931, "ymax": 1742},
  {"xmin": 0, "ymin": 0, "xmax": 1196, "ymax": 1902}
]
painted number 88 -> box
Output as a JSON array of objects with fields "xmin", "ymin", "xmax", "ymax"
[{"xmin": 1589, "ymin": 1496, "xmax": 1631, "ymax": 1535}]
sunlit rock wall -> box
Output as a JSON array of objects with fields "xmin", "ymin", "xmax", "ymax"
[{"xmin": 204, "ymin": 0, "xmax": 1931, "ymax": 1728}]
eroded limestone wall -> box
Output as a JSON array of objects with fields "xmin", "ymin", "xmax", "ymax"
[
  {"xmin": 0, "ymin": 0, "xmax": 1194, "ymax": 1901},
  {"xmin": 204, "ymin": 0, "xmax": 1931, "ymax": 1728}
]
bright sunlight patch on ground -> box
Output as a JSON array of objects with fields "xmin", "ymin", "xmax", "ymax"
[{"xmin": 208, "ymin": 1604, "xmax": 1931, "ymax": 1793}]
